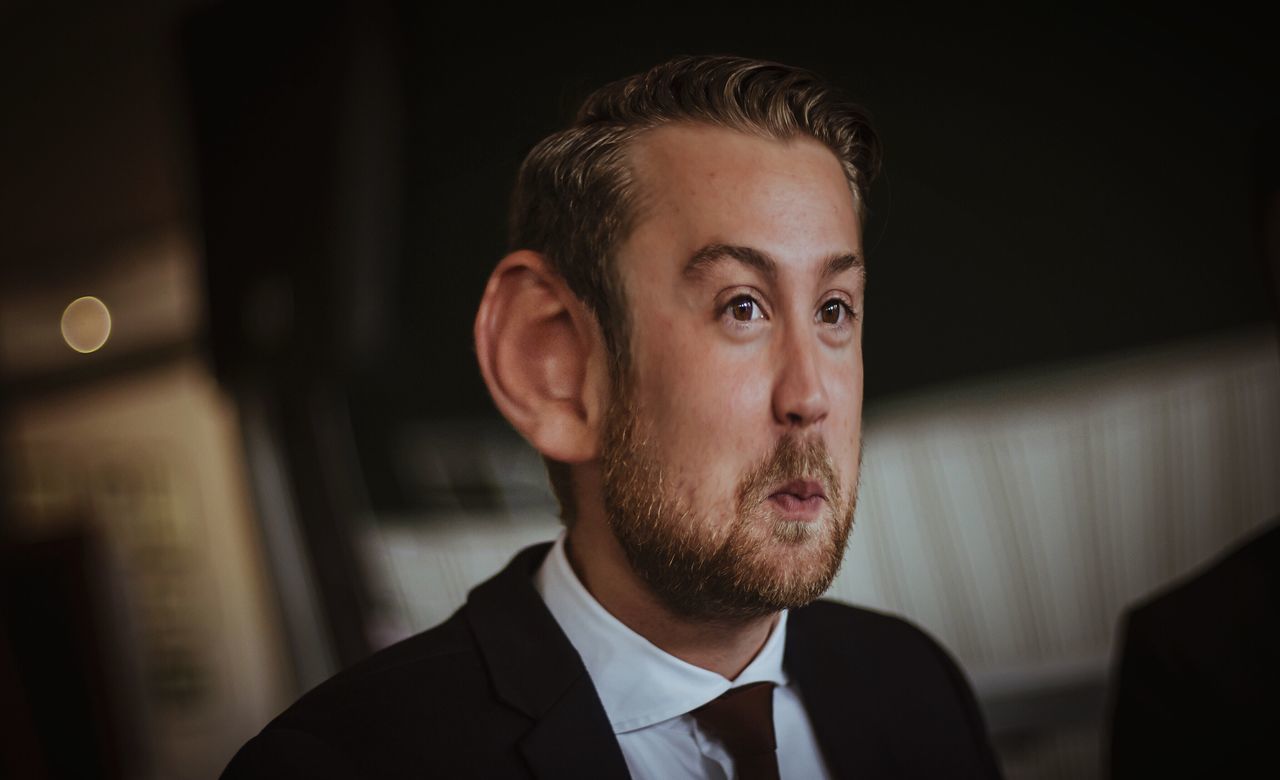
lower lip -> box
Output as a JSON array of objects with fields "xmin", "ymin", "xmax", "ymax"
[{"xmin": 768, "ymin": 494, "xmax": 826, "ymax": 520}]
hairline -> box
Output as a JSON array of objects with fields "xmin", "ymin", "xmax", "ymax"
[{"xmin": 600, "ymin": 118, "xmax": 867, "ymax": 358}]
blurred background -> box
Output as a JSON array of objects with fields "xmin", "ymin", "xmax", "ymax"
[{"xmin": 1, "ymin": 2, "xmax": 1277, "ymax": 778}]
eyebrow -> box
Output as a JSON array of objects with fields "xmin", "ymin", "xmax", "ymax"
[{"xmin": 682, "ymin": 243, "xmax": 863, "ymax": 283}]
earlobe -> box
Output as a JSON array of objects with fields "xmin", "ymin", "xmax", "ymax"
[{"xmin": 474, "ymin": 250, "xmax": 605, "ymax": 463}]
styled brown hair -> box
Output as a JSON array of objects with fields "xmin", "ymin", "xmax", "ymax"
[{"xmin": 507, "ymin": 54, "xmax": 881, "ymax": 522}]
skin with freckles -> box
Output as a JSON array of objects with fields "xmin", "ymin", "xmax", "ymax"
[{"xmin": 564, "ymin": 123, "xmax": 866, "ymax": 678}]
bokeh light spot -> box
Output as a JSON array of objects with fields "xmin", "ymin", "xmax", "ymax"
[{"xmin": 61, "ymin": 295, "xmax": 112, "ymax": 354}]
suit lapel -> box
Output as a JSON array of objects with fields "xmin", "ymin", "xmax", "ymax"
[
  {"xmin": 466, "ymin": 544, "xmax": 631, "ymax": 780},
  {"xmin": 785, "ymin": 603, "xmax": 892, "ymax": 778},
  {"xmin": 517, "ymin": 673, "xmax": 631, "ymax": 779}
]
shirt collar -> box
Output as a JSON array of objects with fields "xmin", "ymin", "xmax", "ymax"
[{"xmin": 533, "ymin": 532, "xmax": 789, "ymax": 734}]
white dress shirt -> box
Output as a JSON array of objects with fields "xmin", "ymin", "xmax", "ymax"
[{"xmin": 533, "ymin": 533, "xmax": 833, "ymax": 780}]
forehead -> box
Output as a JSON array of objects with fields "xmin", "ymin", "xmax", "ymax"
[{"xmin": 622, "ymin": 124, "xmax": 861, "ymax": 262}]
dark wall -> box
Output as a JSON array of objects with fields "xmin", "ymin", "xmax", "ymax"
[
  {"xmin": 183, "ymin": 3, "xmax": 1277, "ymax": 509},
  {"xmin": 385, "ymin": 4, "xmax": 1277, "ymax": 423}
]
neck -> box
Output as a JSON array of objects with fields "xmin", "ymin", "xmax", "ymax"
[{"xmin": 565, "ymin": 518, "xmax": 779, "ymax": 680}]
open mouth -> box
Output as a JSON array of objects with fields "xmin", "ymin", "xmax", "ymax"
[
  {"xmin": 767, "ymin": 479, "xmax": 827, "ymax": 517},
  {"xmin": 771, "ymin": 479, "xmax": 826, "ymax": 500}
]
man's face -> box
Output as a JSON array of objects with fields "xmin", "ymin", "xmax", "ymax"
[{"xmin": 600, "ymin": 123, "xmax": 865, "ymax": 622}]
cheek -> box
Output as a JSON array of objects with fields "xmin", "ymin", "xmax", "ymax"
[
  {"xmin": 820, "ymin": 349, "xmax": 863, "ymax": 461},
  {"xmin": 828, "ymin": 356, "xmax": 863, "ymax": 422},
  {"xmin": 654, "ymin": 331, "xmax": 766, "ymax": 415},
  {"xmin": 636, "ymin": 337, "xmax": 772, "ymax": 490}
]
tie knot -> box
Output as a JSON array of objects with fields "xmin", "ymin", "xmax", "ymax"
[{"xmin": 692, "ymin": 682, "xmax": 780, "ymax": 780}]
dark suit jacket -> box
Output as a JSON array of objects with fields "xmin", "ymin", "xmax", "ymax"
[
  {"xmin": 224, "ymin": 543, "xmax": 1001, "ymax": 779},
  {"xmin": 1109, "ymin": 519, "xmax": 1280, "ymax": 777}
]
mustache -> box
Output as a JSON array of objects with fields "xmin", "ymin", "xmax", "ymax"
[{"xmin": 736, "ymin": 433, "xmax": 841, "ymax": 511}]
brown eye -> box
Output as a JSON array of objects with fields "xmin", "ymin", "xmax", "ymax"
[
  {"xmin": 819, "ymin": 300, "xmax": 847, "ymax": 325},
  {"xmin": 727, "ymin": 295, "xmax": 763, "ymax": 322}
]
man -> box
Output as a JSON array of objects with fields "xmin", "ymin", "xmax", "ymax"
[{"xmin": 225, "ymin": 55, "xmax": 1001, "ymax": 779}]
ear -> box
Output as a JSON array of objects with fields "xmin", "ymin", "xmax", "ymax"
[{"xmin": 474, "ymin": 250, "xmax": 609, "ymax": 463}]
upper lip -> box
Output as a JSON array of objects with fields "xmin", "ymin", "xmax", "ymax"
[{"xmin": 770, "ymin": 479, "xmax": 826, "ymax": 500}]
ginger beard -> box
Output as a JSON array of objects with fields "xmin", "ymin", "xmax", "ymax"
[{"xmin": 601, "ymin": 377, "xmax": 860, "ymax": 624}]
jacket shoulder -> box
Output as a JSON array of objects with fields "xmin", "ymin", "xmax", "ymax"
[
  {"xmin": 223, "ymin": 609, "xmax": 529, "ymax": 779},
  {"xmin": 1124, "ymin": 519, "xmax": 1278, "ymax": 633},
  {"xmin": 792, "ymin": 599, "xmax": 984, "ymax": 707},
  {"xmin": 792, "ymin": 599, "xmax": 962, "ymax": 667},
  {"xmin": 787, "ymin": 600, "xmax": 1003, "ymax": 778}
]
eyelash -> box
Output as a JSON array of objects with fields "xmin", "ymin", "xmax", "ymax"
[{"xmin": 719, "ymin": 294, "xmax": 858, "ymax": 328}]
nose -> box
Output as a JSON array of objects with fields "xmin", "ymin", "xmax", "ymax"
[{"xmin": 771, "ymin": 327, "xmax": 830, "ymax": 428}]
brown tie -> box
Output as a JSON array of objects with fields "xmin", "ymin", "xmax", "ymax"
[{"xmin": 691, "ymin": 682, "xmax": 780, "ymax": 780}]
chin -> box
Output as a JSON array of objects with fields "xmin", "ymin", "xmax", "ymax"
[
  {"xmin": 743, "ymin": 514, "xmax": 850, "ymax": 594},
  {"xmin": 771, "ymin": 518, "xmax": 821, "ymax": 545}
]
